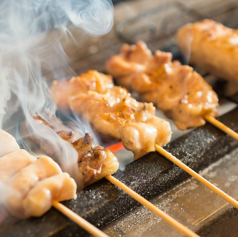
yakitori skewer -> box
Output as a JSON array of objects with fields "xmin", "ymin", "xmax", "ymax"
[
  {"xmin": 106, "ymin": 41, "xmax": 218, "ymax": 131},
  {"xmin": 155, "ymin": 144, "xmax": 238, "ymax": 209},
  {"xmin": 49, "ymin": 68, "xmax": 238, "ymax": 234},
  {"xmin": 49, "ymin": 69, "xmax": 238, "ymax": 233},
  {"xmin": 106, "ymin": 41, "xmax": 238, "ymax": 141},
  {"xmin": 0, "ymin": 129, "xmax": 108, "ymax": 237},
  {"xmin": 50, "ymin": 70, "xmax": 172, "ymax": 160},
  {"xmin": 31, "ymin": 114, "xmax": 198, "ymax": 237},
  {"xmin": 176, "ymin": 20, "xmax": 238, "ymax": 140}
]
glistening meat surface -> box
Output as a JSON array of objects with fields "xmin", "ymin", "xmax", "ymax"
[
  {"xmin": 176, "ymin": 19, "xmax": 238, "ymax": 83},
  {"xmin": 0, "ymin": 130, "xmax": 76, "ymax": 219},
  {"xmin": 106, "ymin": 41, "xmax": 218, "ymax": 130},
  {"xmin": 51, "ymin": 70, "xmax": 171, "ymax": 159}
]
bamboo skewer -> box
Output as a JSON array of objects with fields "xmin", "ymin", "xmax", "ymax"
[
  {"xmin": 106, "ymin": 175, "xmax": 199, "ymax": 237},
  {"xmin": 52, "ymin": 200, "xmax": 109, "ymax": 237},
  {"xmin": 155, "ymin": 144, "xmax": 238, "ymax": 209},
  {"xmin": 51, "ymin": 112, "xmax": 238, "ymax": 237},
  {"xmin": 204, "ymin": 115, "xmax": 238, "ymax": 141},
  {"xmin": 52, "ymin": 113, "xmax": 238, "ymax": 237},
  {"xmin": 104, "ymin": 113, "xmax": 238, "ymax": 236}
]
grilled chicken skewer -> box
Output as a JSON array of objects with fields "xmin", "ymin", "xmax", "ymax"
[
  {"xmin": 31, "ymin": 113, "xmax": 199, "ymax": 237},
  {"xmin": 104, "ymin": 43, "xmax": 238, "ymax": 211},
  {"xmin": 0, "ymin": 129, "xmax": 109, "ymax": 237},
  {"xmin": 176, "ymin": 19, "xmax": 238, "ymax": 83},
  {"xmin": 51, "ymin": 70, "xmax": 171, "ymax": 159},
  {"xmin": 106, "ymin": 41, "xmax": 219, "ymax": 130},
  {"xmin": 0, "ymin": 130, "xmax": 77, "ymax": 219},
  {"xmin": 176, "ymin": 20, "xmax": 238, "ymax": 141},
  {"xmin": 50, "ymin": 80, "xmax": 237, "ymax": 236}
]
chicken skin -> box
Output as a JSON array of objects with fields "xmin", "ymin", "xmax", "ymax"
[
  {"xmin": 106, "ymin": 41, "xmax": 218, "ymax": 130},
  {"xmin": 22, "ymin": 173, "xmax": 76, "ymax": 218},
  {"xmin": 51, "ymin": 70, "xmax": 171, "ymax": 159},
  {"xmin": 5, "ymin": 157, "xmax": 62, "ymax": 218},
  {"xmin": 0, "ymin": 149, "xmax": 36, "ymax": 182},
  {"xmin": 0, "ymin": 130, "xmax": 76, "ymax": 219},
  {"xmin": 176, "ymin": 19, "xmax": 238, "ymax": 83}
]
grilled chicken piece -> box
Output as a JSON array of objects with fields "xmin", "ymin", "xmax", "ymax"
[
  {"xmin": 23, "ymin": 114, "xmax": 119, "ymax": 188},
  {"xmin": 176, "ymin": 19, "xmax": 238, "ymax": 83},
  {"xmin": 6, "ymin": 157, "xmax": 62, "ymax": 218},
  {"xmin": 51, "ymin": 70, "xmax": 171, "ymax": 159},
  {"xmin": 0, "ymin": 130, "xmax": 19, "ymax": 157},
  {"xmin": 106, "ymin": 41, "xmax": 218, "ymax": 130},
  {"xmin": 0, "ymin": 150, "xmax": 36, "ymax": 182},
  {"xmin": 0, "ymin": 130, "xmax": 76, "ymax": 219},
  {"xmin": 23, "ymin": 173, "xmax": 76, "ymax": 218},
  {"xmin": 73, "ymin": 133, "xmax": 119, "ymax": 187}
]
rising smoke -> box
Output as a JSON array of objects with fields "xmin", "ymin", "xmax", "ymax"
[{"xmin": 0, "ymin": 0, "xmax": 114, "ymax": 185}]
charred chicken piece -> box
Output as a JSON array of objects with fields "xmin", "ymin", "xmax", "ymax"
[
  {"xmin": 51, "ymin": 70, "xmax": 171, "ymax": 159},
  {"xmin": 73, "ymin": 133, "xmax": 118, "ymax": 187},
  {"xmin": 23, "ymin": 114, "xmax": 119, "ymax": 188},
  {"xmin": 106, "ymin": 41, "xmax": 218, "ymax": 130},
  {"xmin": 0, "ymin": 131, "xmax": 76, "ymax": 219},
  {"xmin": 176, "ymin": 19, "xmax": 238, "ymax": 83}
]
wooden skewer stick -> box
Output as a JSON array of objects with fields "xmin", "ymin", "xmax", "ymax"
[
  {"xmin": 106, "ymin": 175, "xmax": 199, "ymax": 237},
  {"xmin": 155, "ymin": 144, "xmax": 238, "ymax": 209},
  {"xmin": 204, "ymin": 115, "xmax": 238, "ymax": 141},
  {"xmin": 52, "ymin": 200, "xmax": 109, "ymax": 237}
]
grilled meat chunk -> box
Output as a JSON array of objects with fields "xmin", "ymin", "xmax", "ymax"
[
  {"xmin": 0, "ymin": 131, "xmax": 76, "ymax": 219},
  {"xmin": 5, "ymin": 156, "xmax": 62, "ymax": 218},
  {"xmin": 176, "ymin": 19, "xmax": 238, "ymax": 83},
  {"xmin": 51, "ymin": 70, "xmax": 171, "ymax": 159},
  {"xmin": 74, "ymin": 134, "xmax": 118, "ymax": 187},
  {"xmin": 22, "ymin": 173, "xmax": 76, "ymax": 218},
  {"xmin": 23, "ymin": 114, "xmax": 119, "ymax": 188},
  {"xmin": 106, "ymin": 41, "xmax": 218, "ymax": 130},
  {"xmin": 0, "ymin": 150, "xmax": 36, "ymax": 182}
]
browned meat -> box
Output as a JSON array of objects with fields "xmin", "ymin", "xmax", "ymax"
[
  {"xmin": 51, "ymin": 70, "xmax": 171, "ymax": 159},
  {"xmin": 73, "ymin": 134, "xmax": 118, "ymax": 187},
  {"xmin": 106, "ymin": 41, "xmax": 218, "ymax": 130},
  {"xmin": 176, "ymin": 19, "xmax": 238, "ymax": 83},
  {"xmin": 22, "ymin": 114, "xmax": 119, "ymax": 188}
]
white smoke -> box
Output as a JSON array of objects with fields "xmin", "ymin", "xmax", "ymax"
[{"xmin": 0, "ymin": 0, "xmax": 114, "ymax": 185}]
